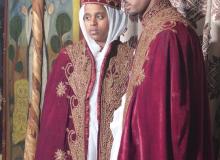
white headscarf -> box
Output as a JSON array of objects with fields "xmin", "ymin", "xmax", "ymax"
[{"xmin": 79, "ymin": 4, "xmax": 128, "ymax": 56}]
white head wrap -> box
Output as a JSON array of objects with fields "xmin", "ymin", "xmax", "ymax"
[{"xmin": 79, "ymin": 4, "xmax": 128, "ymax": 56}]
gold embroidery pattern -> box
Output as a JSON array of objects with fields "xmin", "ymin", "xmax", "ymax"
[
  {"xmin": 64, "ymin": 42, "xmax": 92, "ymax": 160},
  {"xmin": 141, "ymin": 0, "xmax": 172, "ymax": 25},
  {"xmin": 123, "ymin": 1, "xmax": 191, "ymax": 123},
  {"xmin": 54, "ymin": 149, "xmax": 67, "ymax": 160},
  {"xmin": 99, "ymin": 43, "xmax": 134, "ymax": 160},
  {"xmin": 56, "ymin": 81, "xmax": 67, "ymax": 97}
]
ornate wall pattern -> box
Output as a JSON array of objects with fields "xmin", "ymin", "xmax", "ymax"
[{"xmin": 4, "ymin": 0, "xmax": 80, "ymax": 159}]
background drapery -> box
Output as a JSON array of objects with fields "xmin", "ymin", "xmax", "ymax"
[{"xmin": 171, "ymin": 0, "xmax": 220, "ymax": 158}]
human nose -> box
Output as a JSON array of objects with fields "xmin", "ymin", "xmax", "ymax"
[{"xmin": 90, "ymin": 16, "xmax": 97, "ymax": 26}]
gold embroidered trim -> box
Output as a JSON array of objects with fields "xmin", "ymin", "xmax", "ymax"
[
  {"xmin": 99, "ymin": 43, "xmax": 133, "ymax": 160},
  {"xmin": 64, "ymin": 41, "xmax": 91, "ymax": 160},
  {"xmin": 141, "ymin": 0, "xmax": 172, "ymax": 26},
  {"xmin": 123, "ymin": 3, "xmax": 191, "ymax": 123}
]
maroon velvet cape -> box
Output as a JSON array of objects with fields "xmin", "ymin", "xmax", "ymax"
[
  {"xmin": 118, "ymin": 3, "xmax": 213, "ymax": 160},
  {"xmin": 35, "ymin": 40, "xmax": 133, "ymax": 160},
  {"xmin": 35, "ymin": 48, "xmax": 75, "ymax": 160}
]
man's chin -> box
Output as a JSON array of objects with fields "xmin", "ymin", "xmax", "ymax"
[{"xmin": 127, "ymin": 11, "xmax": 139, "ymax": 16}]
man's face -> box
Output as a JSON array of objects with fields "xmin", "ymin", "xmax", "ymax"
[
  {"xmin": 84, "ymin": 4, "xmax": 109, "ymax": 44},
  {"xmin": 123, "ymin": 0, "xmax": 150, "ymax": 16}
]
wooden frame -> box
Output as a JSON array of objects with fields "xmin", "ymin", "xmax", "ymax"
[
  {"xmin": 2, "ymin": 0, "xmax": 9, "ymax": 159},
  {"xmin": 0, "ymin": 0, "xmax": 4, "ymax": 158}
]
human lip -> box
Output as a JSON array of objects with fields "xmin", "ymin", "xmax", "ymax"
[{"xmin": 89, "ymin": 30, "xmax": 98, "ymax": 35}]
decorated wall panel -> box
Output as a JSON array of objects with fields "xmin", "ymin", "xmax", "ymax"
[{"xmin": 3, "ymin": 0, "xmax": 80, "ymax": 159}]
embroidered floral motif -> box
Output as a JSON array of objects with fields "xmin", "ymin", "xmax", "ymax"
[
  {"xmin": 161, "ymin": 21, "xmax": 177, "ymax": 33},
  {"xmin": 54, "ymin": 149, "xmax": 67, "ymax": 160},
  {"xmin": 135, "ymin": 69, "xmax": 145, "ymax": 86},
  {"xmin": 56, "ymin": 81, "xmax": 67, "ymax": 97}
]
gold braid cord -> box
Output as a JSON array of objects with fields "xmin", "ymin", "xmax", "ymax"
[{"xmin": 24, "ymin": 0, "xmax": 44, "ymax": 159}]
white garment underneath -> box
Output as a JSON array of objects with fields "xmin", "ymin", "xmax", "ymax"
[
  {"xmin": 87, "ymin": 60, "xmax": 126, "ymax": 160},
  {"xmin": 110, "ymin": 94, "xmax": 126, "ymax": 160},
  {"xmin": 87, "ymin": 50, "xmax": 104, "ymax": 160}
]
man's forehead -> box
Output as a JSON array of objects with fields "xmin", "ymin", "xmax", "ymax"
[
  {"xmin": 84, "ymin": 4, "xmax": 106, "ymax": 13},
  {"xmin": 81, "ymin": 0, "xmax": 121, "ymax": 8}
]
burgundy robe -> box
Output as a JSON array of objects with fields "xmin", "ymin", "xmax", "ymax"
[
  {"xmin": 35, "ymin": 40, "xmax": 133, "ymax": 160},
  {"xmin": 118, "ymin": 1, "xmax": 213, "ymax": 160}
]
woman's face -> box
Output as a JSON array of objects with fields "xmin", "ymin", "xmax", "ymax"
[{"xmin": 84, "ymin": 4, "xmax": 109, "ymax": 45}]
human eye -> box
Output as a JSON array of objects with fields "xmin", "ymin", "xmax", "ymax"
[
  {"xmin": 83, "ymin": 14, "xmax": 91, "ymax": 21},
  {"xmin": 96, "ymin": 14, "xmax": 104, "ymax": 20}
]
